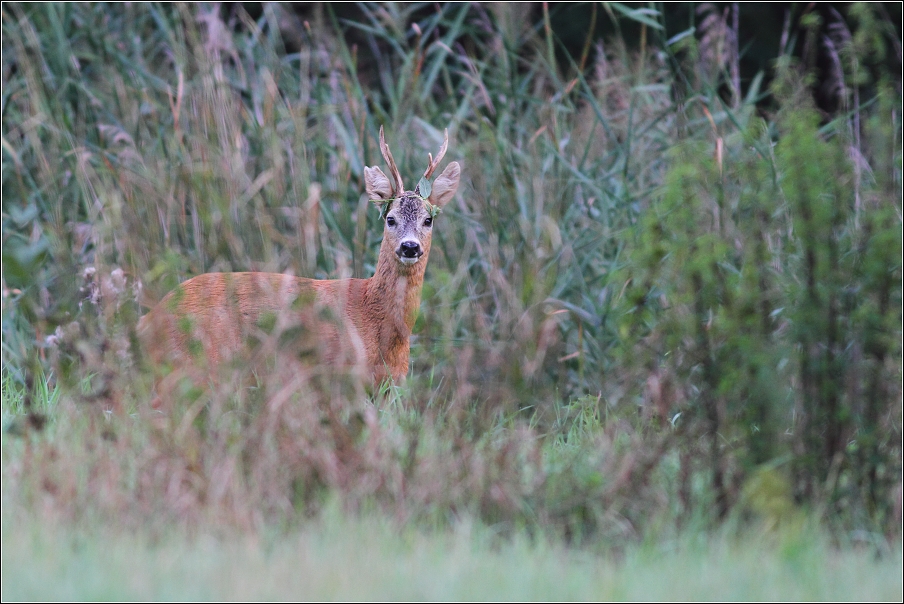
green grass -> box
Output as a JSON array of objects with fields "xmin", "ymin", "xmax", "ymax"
[
  {"xmin": 2, "ymin": 372, "xmax": 901, "ymax": 601},
  {"xmin": 3, "ymin": 510, "xmax": 901, "ymax": 601}
]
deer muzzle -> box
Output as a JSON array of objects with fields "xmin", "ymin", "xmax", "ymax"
[{"xmin": 397, "ymin": 240, "xmax": 423, "ymax": 264}]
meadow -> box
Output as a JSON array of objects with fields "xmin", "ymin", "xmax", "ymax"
[{"xmin": 2, "ymin": 3, "xmax": 902, "ymax": 599}]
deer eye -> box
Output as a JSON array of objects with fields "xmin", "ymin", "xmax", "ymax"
[
  {"xmin": 423, "ymin": 217, "xmax": 433, "ymax": 227},
  {"xmin": 386, "ymin": 216, "xmax": 396, "ymax": 226}
]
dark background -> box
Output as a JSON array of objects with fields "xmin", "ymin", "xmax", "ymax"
[{"xmin": 239, "ymin": 2, "xmax": 903, "ymax": 115}]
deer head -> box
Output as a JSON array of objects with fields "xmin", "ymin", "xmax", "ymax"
[{"xmin": 364, "ymin": 127, "xmax": 461, "ymax": 267}]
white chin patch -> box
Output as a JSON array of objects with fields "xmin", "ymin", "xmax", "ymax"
[{"xmin": 398, "ymin": 256, "xmax": 420, "ymax": 265}]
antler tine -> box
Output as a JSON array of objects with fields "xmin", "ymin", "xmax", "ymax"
[
  {"xmin": 379, "ymin": 126, "xmax": 404, "ymax": 195},
  {"xmin": 423, "ymin": 129, "xmax": 449, "ymax": 180}
]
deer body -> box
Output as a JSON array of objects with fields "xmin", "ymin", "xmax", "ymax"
[{"xmin": 138, "ymin": 128, "xmax": 460, "ymax": 396}]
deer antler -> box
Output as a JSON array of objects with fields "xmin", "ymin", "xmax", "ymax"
[
  {"xmin": 422, "ymin": 129, "xmax": 449, "ymax": 180},
  {"xmin": 379, "ymin": 126, "xmax": 404, "ymax": 196}
]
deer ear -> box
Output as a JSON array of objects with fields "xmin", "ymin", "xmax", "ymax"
[
  {"xmin": 364, "ymin": 166, "xmax": 393, "ymax": 200},
  {"xmin": 428, "ymin": 161, "xmax": 460, "ymax": 207}
]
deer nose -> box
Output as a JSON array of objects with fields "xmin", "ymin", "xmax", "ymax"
[{"xmin": 398, "ymin": 241, "xmax": 422, "ymax": 259}]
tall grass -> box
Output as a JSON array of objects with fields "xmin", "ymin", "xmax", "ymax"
[{"xmin": 2, "ymin": 2, "xmax": 901, "ymax": 546}]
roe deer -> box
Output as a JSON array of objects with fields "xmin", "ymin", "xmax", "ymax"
[{"xmin": 138, "ymin": 127, "xmax": 460, "ymax": 403}]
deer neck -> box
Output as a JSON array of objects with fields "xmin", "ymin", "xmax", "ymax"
[{"xmin": 367, "ymin": 237, "xmax": 429, "ymax": 336}]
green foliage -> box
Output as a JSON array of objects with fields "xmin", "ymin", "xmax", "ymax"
[
  {"xmin": 2, "ymin": 367, "xmax": 60, "ymax": 435},
  {"xmin": 615, "ymin": 69, "xmax": 902, "ymax": 526}
]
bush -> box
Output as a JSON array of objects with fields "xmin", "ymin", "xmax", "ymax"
[{"xmin": 615, "ymin": 73, "xmax": 902, "ymax": 527}]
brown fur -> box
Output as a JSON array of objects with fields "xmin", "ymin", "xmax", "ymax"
[{"xmin": 138, "ymin": 129, "xmax": 460, "ymax": 403}]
